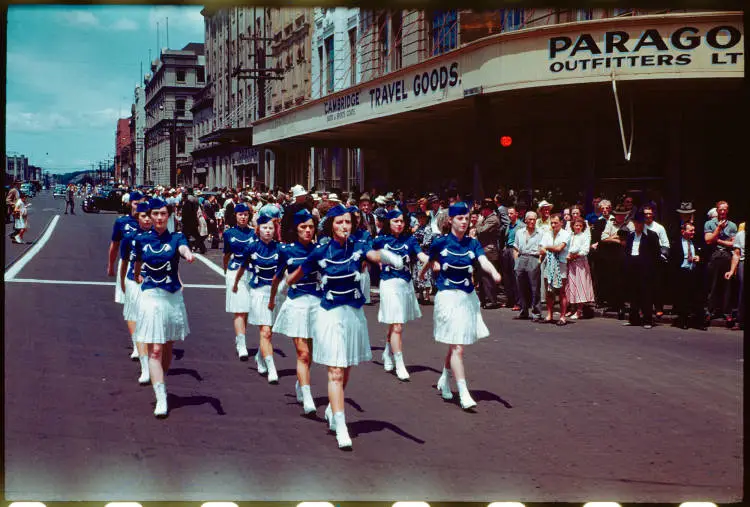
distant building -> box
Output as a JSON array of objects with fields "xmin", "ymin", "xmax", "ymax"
[
  {"xmin": 5, "ymin": 153, "xmax": 28, "ymax": 182},
  {"xmin": 132, "ymin": 85, "xmax": 147, "ymax": 186},
  {"xmin": 144, "ymin": 42, "xmax": 206, "ymax": 186},
  {"xmin": 115, "ymin": 118, "xmax": 132, "ymax": 184}
]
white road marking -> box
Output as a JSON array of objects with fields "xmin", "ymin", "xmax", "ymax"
[
  {"xmin": 4, "ymin": 215, "xmax": 60, "ymax": 281},
  {"xmin": 6, "ymin": 278, "xmax": 224, "ymax": 289},
  {"xmin": 193, "ymin": 252, "xmax": 226, "ymax": 277}
]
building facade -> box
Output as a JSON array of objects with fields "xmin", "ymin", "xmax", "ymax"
[
  {"xmin": 132, "ymin": 85, "xmax": 146, "ymax": 186},
  {"xmin": 5, "ymin": 153, "xmax": 29, "ymax": 182},
  {"xmin": 115, "ymin": 118, "xmax": 132, "ymax": 184},
  {"xmin": 144, "ymin": 43, "xmax": 206, "ymax": 186}
]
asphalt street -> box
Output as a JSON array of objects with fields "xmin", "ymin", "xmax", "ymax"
[{"xmin": 4, "ymin": 195, "xmax": 743, "ymax": 502}]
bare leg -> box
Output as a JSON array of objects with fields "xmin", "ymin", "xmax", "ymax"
[
  {"xmin": 233, "ymin": 313, "xmax": 248, "ymax": 336},
  {"xmin": 443, "ymin": 347, "xmax": 451, "ymax": 370},
  {"xmin": 161, "ymin": 341, "xmax": 173, "ymax": 373},
  {"xmin": 149, "ymin": 344, "xmax": 165, "ymax": 384},
  {"xmin": 559, "ymin": 282, "xmax": 569, "ymax": 321},
  {"xmin": 294, "ymin": 337, "xmax": 312, "ymax": 386},
  {"xmin": 328, "ymin": 366, "xmax": 346, "ymax": 413},
  {"xmin": 389, "ymin": 323, "xmax": 403, "ymax": 353},
  {"xmin": 449, "ymin": 345, "xmax": 466, "ymax": 381},
  {"xmin": 545, "ymin": 291, "xmax": 554, "ymax": 320},
  {"xmin": 127, "ymin": 321, "xmax": 137, "ymax": 336},
  {"xmin": 259, "ymin": 326, "xmax": 273, "ymax": 357}
]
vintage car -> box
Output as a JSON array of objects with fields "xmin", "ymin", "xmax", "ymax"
[
  {"xmin": 53, "ymin": 184, "xmax": 67, "ymax": 199},
  {"xmin": 82, "ymin": 188, "xmax": 127, "ymax": 213}
]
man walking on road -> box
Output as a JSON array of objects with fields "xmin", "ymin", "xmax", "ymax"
[{"xmin": 65, "ymin": 184, "xmax": 76, "ymax": 215}]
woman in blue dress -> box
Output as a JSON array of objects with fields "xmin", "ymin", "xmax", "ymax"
[
  {"xmin": 373, "ymin": 208, "xmax": 429, "ymax": 381},
  {"xmin": 347, "ymin": 205, "xmax": 373, "ymax": 304},
  {"xmin": 119, "ymin": 201, "xmax": 154, "ymax": 385},
  {"xmin": 420, "ymin": 202, "xmax": 502, "ymax": 410},
  {"xmin": 286, "ymin": 204, "xmax": 404, "ymax": 449},
  {"xmin": 223, "ymin": 203, "xmax": 256, "ymax": 361},
  {"xmin": 133, "ymin": 198, "xmax": 195, "ymax": 418},
  {"xmin": 270, "ymin": 209, "xmax": 321, "ymax": 415},
  {"xmin": 233, "ymin": 215, "xmax": 283, "ymax": 383}
]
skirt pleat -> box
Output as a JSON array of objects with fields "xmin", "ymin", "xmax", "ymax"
[
  {"xmin": 313, "ymin": 305, "xmax": 371, "ymax": 367},
  {"xmin": 225, "ymin": 270, "xmax": 252, "ymax": 313},
  {"xmin": 377, "ymin": 277, "xmax": 422, "ymax": 324},
  {"xmin": 247, "ymin": 285, "xmax": 279, "ymax": 326},
  {"xmin": 433, "ymin": 289, "xmax": 489, "ymax": 345},
  {"xmin": 122, "ymin": 277, "xmax": 142, "ymax": 322},
  {"xmin": 134, "ymin": 288, "xmax": 190, "ymax": 344},
  {"xmin": 273, "ymin": 294, "xmax": 320, "ymax": 338},
  {"xmin": 114, "ymin": 259, "xmax": 125, "ymax": 304},
  {"xmin": 566, "ymin": 257, "xmax": 595, "ymax": 304}
]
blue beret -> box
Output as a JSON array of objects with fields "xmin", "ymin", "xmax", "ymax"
[
  {"xmin": 385, "ymin": 209, "xmax": 403, "ymax": 220},
  {"xmin": 135, "ymin": 202, "xmax": 150, "ymax": 214},
  {"xmin": 259, "ymin": 203, "xmax": 281, "ymax": 218},
  {"xmin": 293, "ymin": 208, "xmax": 313, "ymax": 225},
  {"xmin": 325, "ymin": 204, "xmax": 350, "ymax": 219},
  {"xmin": 449, "ymin": 202, "xmax": 470, "ymax": 217},
  {"xmin": 257, "ymin": 214, "xmax": 273, "ymax": 225},
  {"xmin": 148, "ymin": 198, "xmax": 168, "ymax": 210},
  {"xmin": 234, "ymin": 203, "xmax": 250, "ymax": 214},
  {"xmin": 346, "ymin": 205, "xmax": 360, "ymax": 214},
  {"xmin": 130, "ymin": 191, "xmax": 144, "ymax": 201},
  {"xmin": 373, "ymin": 208, "xmax": 387, "ymax": 219}
]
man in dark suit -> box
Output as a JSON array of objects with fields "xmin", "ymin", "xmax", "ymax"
[
  {"xmin": 622, "ymin": 210, "xmax": 661, "ymax": 328},
  {"xmin": 358, "ymin": 192, "xmax": 377, "ymax": 237},
  {"xmin": 669, "ymin": 221, "xmax": 706, "ymax": 329}
]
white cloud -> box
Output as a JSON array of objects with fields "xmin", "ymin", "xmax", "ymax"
[
  {"xmin": 111, "ymin": 18, "xmax": 138, "ymax": 31},
  {"xmin": 7, "ymin": 110, "xmax": 73, "ymax": 132},
  {"xmin": 61, "ymin": 11, "xmax": 100, "ymax": 28}
]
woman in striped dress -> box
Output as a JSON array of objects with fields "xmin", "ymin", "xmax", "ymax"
[{"xmin": 566, "ymin": 217, "xmax": 595, "ymax": 319}]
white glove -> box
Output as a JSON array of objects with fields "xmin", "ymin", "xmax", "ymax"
[
  {"xmin": 277, "ymin": 278, "xmax": 288, "ymax": 296},
  {"xmin": 379, "ymin": 249, "xmax": 404, "ymax": 270}
]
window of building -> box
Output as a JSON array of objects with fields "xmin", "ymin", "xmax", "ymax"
[
  {"xmin": 575, "ymin": 8, "xmax": 593, "ymax": 21},
  {"xmin": 197, "ymin": 67, "xmax": 205, "ymax": 82},
  {"xmin": 348, "ymin": 28, "xmax": 357, "ymax": 86},
  {"xmin": 378, "ymin": 12, "xmax": 389, "ymax": 74},
  {"xmin": 318, "ymin": 45, "xmax": 324, "ymax": 95},
  {"xmin": 504, "ymin": 8, "xmax": 525, "ymax": 31},
  {"xmin": 613, "ymin": 8, "xmax": 633, "ymax": 16},
  {"xmin": 431, "ymin": 10, "xmax": 458, "ymax": 56},
  {"xmin": 177, "ymin": 131, "xmax": 186, "ymax": 153},
  {"xmin": 392, "ymin": 12, "xmax": 403, "ymax": 71},
  {"xmin": 175, "ymin": 98, "xmax": 186, "ymax": 116},
  {"xmin": 325, "ymin": 35, "xmax": 334, "ymax": 93},
  {"xmin": 176, "ymin": 69, "xmax": 186, "ymax": 82}
]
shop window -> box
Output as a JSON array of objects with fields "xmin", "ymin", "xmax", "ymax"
[
  {"xmin": 430, "ymin": 10, "xmax": 457, "ymax": 56},
  {"xmin": 325, "ymin": 35, "xmax": 335, "ymax": 93},
  {"xmin": 176, "ymin": 69, "xmax": 186, "ymax": 82}
]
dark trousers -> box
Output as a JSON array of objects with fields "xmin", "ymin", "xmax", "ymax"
[
  {"xmin": 707, "ymin": 249, "xmax": 733, "ymax": 316},
  {"xmin": 515, "ymin": 255, "xmax": 541, "ymax": 317},
  {"xmin": 653, "ymin": 258, "xmax": 668, "ymax": 313},
  {"xmin": 672, "ymin": 267, "xmax": 705, "ymax": 326},
  {"xmin": 479, "ymin": 257, "xmax": 500, "ymax": 306},
  {"xmin": 737, "ymin": 263, "xmax": 745, "ymax": 327},
  {"xmin": 501, "ymin": 247, "xmax": 519, "ymax": 307},
  {"xmin": 597, "ymin": 245, "xmax": 626, "ymax": 311},
  {"xmin": 625, "ymin": 257, "xmax": 654, "ymax": 325},
  {"xmin": 65, "ymin": 199, "xmax": 75, "ymax": 214},
  {"xmin": 184, "ymin": 227, "xmax": 205, "ymax": 254}
]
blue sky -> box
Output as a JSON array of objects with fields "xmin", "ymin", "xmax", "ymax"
[{"xmin": 6, "ymin": 5, "xmax": 205, "ymax": 174}]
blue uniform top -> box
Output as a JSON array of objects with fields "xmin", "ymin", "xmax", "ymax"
[
  {"xmin": 120, "ymin": 226, "xmax": 154, "ymax": 281},
  {"xmin": 372, "ymin": 233, "xmax": 421, "ymax": 282},
  {"xmin": 223, "ymin": 226, "xmax": 257, "ymax": 271},
  {"xmin": 241, "ymin": 239, "xmax": 282, "ymax": 289},
  {"xmin": 275, "ymin": 241, "xmax": 322, "ymax": 299},
  {"xmin": 428, "ymin": 233, "xmax": 485, "ymax": 293},
  {"xmin": 351, "ymin": 228, "xmax": 372, "ymax": 249},
  {"xmin": 112, "ymin": 215, "xmax": 139, "ymax": 246},
  {"xmin": 134, "ymin": 229, "xmax": 189, "ymax": 293},
  {"xmin": 301, "ymin": 237, "xmax": 372, "ymax": 310}
]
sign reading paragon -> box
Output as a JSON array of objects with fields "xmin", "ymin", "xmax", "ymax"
[{"xmin": 548, "ymin": 25, "xmax": 743, "ymax": 73}]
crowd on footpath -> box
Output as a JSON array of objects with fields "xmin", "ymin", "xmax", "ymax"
[{"xmin": 104, "ymin": 180, "xmax": 743, "ymax": 450}]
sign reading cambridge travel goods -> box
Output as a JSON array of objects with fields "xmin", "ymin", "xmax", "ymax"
[{"xmin": 548, "ymin": 25, "xmax": 743, "ymax": 73}]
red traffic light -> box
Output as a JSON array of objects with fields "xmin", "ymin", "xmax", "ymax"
[{"xmin": 501, "ymin": 136, "xmax": 513, "ymax": 147}]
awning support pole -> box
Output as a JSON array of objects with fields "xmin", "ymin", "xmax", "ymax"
[{"xmin": 611, "ymin": 69, "xmax": 634, "ymax": 161}]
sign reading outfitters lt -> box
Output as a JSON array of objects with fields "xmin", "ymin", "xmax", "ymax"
[{"xmin": 549, "ymin": 25, "xmax": 743, "ymax": 72}]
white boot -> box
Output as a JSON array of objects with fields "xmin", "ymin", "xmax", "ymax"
[
  {"xmin": 130, "ymin": 337, "xmax": 139, "ymax": 360},
  {"xmin": 295, "ymin": 380, "xmax": 303, "ymax": 403},
  {"xmin": 334, "ymin": 412, "xmax": 352, "ymax": 449},
  {"xmin": 301, "ymin": 385, "xmax": 316, "ymax": 415},
  {"xmin": 382, "ymin": 342, "xmax": 394, "ymax": 372},
  {"xmin": 138, "ymin": 356, "xmax": 150, "ymax": 385},
  {"xmin": 255, "ymin": 350, "xmax": 267, "ymax": 375},
  {"xmin": 457, "ymin": 379, "xmax": 477, "ymax": 410},
  {"xmin": 324, "ymin": 404, "xmax": 336, "ymax": 432},
  {"xmin": 153, "ymin": 382, "xmax": 168, "ymax": 417},
  {"xmin": 393, "ymin": 351, "xmax": 410, "ymax": 381},
  {"xmin": 265, "ymin": 355, "xmax": 278, "ymax": 383},
  {"xmin": 235, "ymin": 334, "xmax": 249, "ymax": 361},
  {"xmin": 436, "ymin": 367, "xmax": 454, "ymax": 400}
]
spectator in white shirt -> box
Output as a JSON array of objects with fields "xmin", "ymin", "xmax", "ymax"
[
  {"xmin": 540, "ymin": 214, "xmax": 571, "ymax": 325},
  {"xmin": 566, "ymin": 217, "xmax": 595, "ymax": 319},
  {"xmin": 724, "ymin": 224, "xmax": 745, "ymax": 331},
  {"xmin": 513, "ymin": 211, "xmax": 544, "ymax": 320}
]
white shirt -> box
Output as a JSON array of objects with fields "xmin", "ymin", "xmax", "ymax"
[
  {"xmin": 569, "ymin": 230, "xmax": 591, "ymax": 257},
  {"xmin": 541, "ymin": 228, "xmax": 571, "ymax": 263},
  {"xmin": 734, "ymin": 230, "xmax": 745, "ymax": 262},
  {"xmin": 681, "ymin": 237, "xmax": 696, "ymax": 269},
  {"xmin": 645, "ymin": 221, "xmax": 669, "ymax": 249},
  {"xmin": 631, "ymin": 232, "xmax": 642, "ymax": 256}
]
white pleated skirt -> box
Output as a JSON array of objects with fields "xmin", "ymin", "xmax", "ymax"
[
  {"xmin": 273, "ymin": 294, "xmax": 320, "ymax": 339},
  {"xmin": 378, "ymin": 277, "xmax": 422, "ymax": 324},
  {"xmin": 114, "ymin": 259, "xmax": 125, "ymax": 304},
  {"xmin": 122, "ymin": 277, "xmax": 142, "ymax": 322},
  {"xmin": 133, "ymin": 288, "xmax": 190, "ymax": 344},
  {"xmin": 225, "ymin": 270, "xmax": 252, "ymax": 313},
  {"xmin": 433, "ymin": 289, "xmax": 489, "ymax": 345},
  {"xmin": 313, "ymin": 305, "xmax": 371, "ymax": 367},
  {"xmin": 361, "ymin": 268, "xmax": 371, "ymax": 304},
  {"xmin": 247, "ymin": 284, "xmax": 279, "ymax": 327}
]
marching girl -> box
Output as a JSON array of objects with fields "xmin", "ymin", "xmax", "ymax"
[
  {"xmin": 132, "ymin": 199, "xmax": 195, "ymax": 418},
  {"xmin": 270, "ymin": 209, "xmax": 321, "ymax": 414},
  {"xmin": 420, "ymin": 202, "xmax": 502, "ymax": 410},
  {"xmin": 285, "ymin": 204, "xmax": 404, "ymax": 449},
  {"xmin": 348, "ymin": 206, "xmax": 373, "ymax": 304},
  {"xmin": 223, "ymin": 203, "xmax": 256, "ymax": 361},
  {"xmin": 233, "ymin": 214, "xmax": 283, "ymax": 383},
  {"xmin": 119, "ymin": 202, "xmax": 154, "ymax": 385},
  {"xmin": 373, "ymin": 208, "xmax": 429, "ymax": 381}
]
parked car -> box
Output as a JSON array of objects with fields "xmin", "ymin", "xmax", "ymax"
[
  {"xmin": 82, "ymin": 188, "xmax": 127, "ymax": 213},
  {"xmin": 53, "ymin": 185, "xmax": 66, "ymax": 199},
  {"xmin": 20, "ymin": 183, "xmax": 36, "ymax": 198}
]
